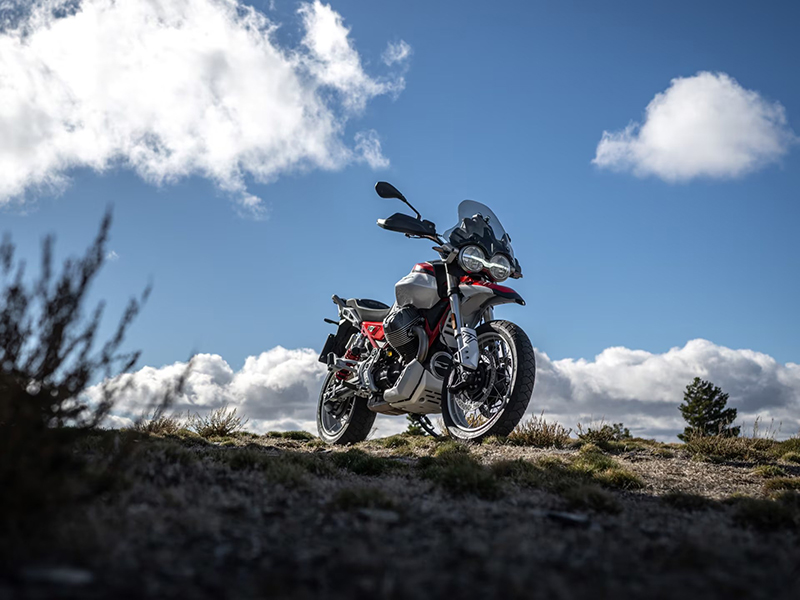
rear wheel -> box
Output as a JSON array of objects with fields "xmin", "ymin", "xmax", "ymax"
[
  {"xmin": 442, "ymin": 320, "xmax": 535, "ymax": 442},
  {"xmin": 316, "ymin": 371, "xmax": 376, "ymax": 444}
]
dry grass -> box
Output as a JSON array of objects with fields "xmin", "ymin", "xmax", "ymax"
[
  {"xmin": 506, "ymin": 413, "xmax": 572, "ymax": 448},
  {"xmin": 683, "ymin": 433, "xmax": 776, "ymax": 462},
  {"xmin": 133, "ymin": 411, "xmax": 184, "ymax": 435},
  {"xmin": 187, "ymin": 405, "xmax": 249, "ymax": 438}
]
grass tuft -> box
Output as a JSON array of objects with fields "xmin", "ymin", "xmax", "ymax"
[
  {"xmin": 188, "ymin": 405, "xmax": 249, "ymax": 438},
  {"xmin": 507, "ymin": 413, "xmax": 572, "ymax": 448},
  {"xmin": 752, "ymin": 465, "xmax": 786, "ymax": 478},
  {"xmin": 781, "ymin": 451, "xmax": 800, "ymax": 464},
  {"xmin": 763, "ymin": 477, "xmax": 800, "ymax": 493},
  {"xmin": 418, "ymin": 453, "xmax": 501, "ymax": 499},
  {"xmin": 331, "ymin": 449, "xmax": 398, "ymax": 476},
  {"xmin": 729, "ymin": 495, "xmax": 799, "ymax": 530}
]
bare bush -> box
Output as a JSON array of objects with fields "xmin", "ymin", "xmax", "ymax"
[
  {"xmin": 134, "ymin": 410, "xmax": 184, "ymax": 435},
  {"xmin": 507, "ymin": 413, "xmax": 572, "ymax": 448},
  {"xmin": 188, "ymin": 405, "xmax": 249, "ymax": 438},
  {"xmin": 0, "ymin": 211, "xmax": 151, "ymax": 536}
]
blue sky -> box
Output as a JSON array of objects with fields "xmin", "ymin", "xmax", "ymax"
[{"xmin": 2, "ymin": 0, "xmax": 799, "ymax": 436}]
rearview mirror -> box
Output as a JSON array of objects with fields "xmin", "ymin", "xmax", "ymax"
[{"xmin": 375, "ymin": 181, "xmax": 407, "ymax": 202}]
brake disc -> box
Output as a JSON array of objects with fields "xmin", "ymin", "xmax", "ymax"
[{"xmin": 454, "ymin": 354, "xmax": 497, "ymax": 413}]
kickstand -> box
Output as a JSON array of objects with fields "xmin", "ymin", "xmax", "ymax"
[{"xmin": 411, "ymin": 414, "xmax": 440, "ymax": 438}]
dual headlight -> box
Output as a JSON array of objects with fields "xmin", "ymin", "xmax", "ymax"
[{"xmin": 458, "ymin": 245, "xmax": 512, "ymax": 282}]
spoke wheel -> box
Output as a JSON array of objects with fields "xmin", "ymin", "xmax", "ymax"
[
  {"xmin": 316, "ymin": 372, "xmax": 376, "ymax": 445},
  {"xmin": 442, "ymin": 320, "xmax": 535, "ymax": 442}
]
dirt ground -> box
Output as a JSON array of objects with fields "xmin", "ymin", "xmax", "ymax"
[{"xmin": 3, "ymin": 433, "xmax": 800, "ymax": 600}]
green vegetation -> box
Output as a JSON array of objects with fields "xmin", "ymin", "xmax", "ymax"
[
  {"xmin": 763, "ymin": 477, "xmax": 800, "ymax": 493},
  {"xmin": 684, "ymin": 433, "xmax": 775, "ymax": 462},
  {"xmin": 781, "ymin": 451, "xmax": 800, "ymax": 464},
  {"xmin": 331, "ymin": 448, "xmax": 400, "ymax": 476},
  {"xmin": 418, "ymin": 448, "xmax": 501, "ymax": 500},
  {"xmin": 678, "ymin": 377, "xmax": 739, "ymax": 441},
  {"xmin": 506, "ymin": 413, "xmax": 572, "ymax": 448},
  {"xmin": 752, "ymin": 465, "xmax": 786, "ymax": 478},
  {"xmin": 728, "ymin": 494, "xmax": 799, "ymax": 530},
  {"xmin": 576, "ymin": 421, "xmax": 632, "ymax": 445}
]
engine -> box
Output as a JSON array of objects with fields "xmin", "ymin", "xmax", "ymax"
[{"xmin": 382, "ymin": 304, "xmax": 423, "ymax": 362}]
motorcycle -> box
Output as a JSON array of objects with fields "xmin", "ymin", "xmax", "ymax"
[{"xmin": 316, "ymin": 182, "xmax": 535, "ymax": 443}]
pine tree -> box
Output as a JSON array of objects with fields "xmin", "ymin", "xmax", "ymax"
[{"xmin": 677, "ymin": 377, "xmax": 740, "ymax": 441}]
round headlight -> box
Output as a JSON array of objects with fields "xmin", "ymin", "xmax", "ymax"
[
  {"xmin": 459, "ymin": 245, "xmax": 486, "ymax": 273},
  {"xmin": 489, "ymin": 254, "xmax": 512, "ymax": 282}
]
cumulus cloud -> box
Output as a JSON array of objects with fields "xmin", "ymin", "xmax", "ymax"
[
  {"xmin": 593, "ymin": 72, "xmax": 796, "ymax": 182},
  {"xmin": 0, "ymin": 0, "xmax": 403, "ymax": 212},
  {"xmin": 92, "ymin": 347, "xmax": 328, "ymax": 434},
  {"xmin": 97, "ymin": 339, "xmax": 800, "ymax": 441},
  {"xmin": 535, "ymin": 339, "xmax": 800, "ymax": 440}
]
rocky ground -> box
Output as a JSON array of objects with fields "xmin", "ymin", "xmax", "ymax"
[{"xmin": 3, "ymin": 430, "xmax": 800, "ymax": 600}]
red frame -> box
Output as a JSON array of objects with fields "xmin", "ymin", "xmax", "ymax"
[{"xmin": 361, "ymin": 321, "xmax": 386, "ymax": 348}]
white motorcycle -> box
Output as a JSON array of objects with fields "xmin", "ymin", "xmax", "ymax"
[{"xmin": 316, "ymin": 182, "xmax": 535, "ymax": 443}]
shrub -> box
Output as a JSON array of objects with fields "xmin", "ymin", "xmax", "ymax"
[
  {"xmin": 678, "ymin": 377, "xmax": 739, "ymax": 441},
  {"xmin": 404, "ymin": 415, "xmax": 426, "ymax": 436},
  {"xmin": 0, "ymin": 212, "xmax": 154, "ymax": 538},
  {"xmin": 576, "ymin": 420, "xmax": 632, "ymax": 445},
  {"xmin": 507, "ymin": 413, "xmax": 572, "ymax": 448},
  {"xmin": 684, "ymin": 434, "xmax": 774, "ymax": 462},
  {"xmin": 188, "ymin": 405, "xmax": 249, "ymax": 438}
]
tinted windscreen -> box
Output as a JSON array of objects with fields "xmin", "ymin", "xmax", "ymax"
[{"xmin": 444, "ymin": 200, "xmax": 514, "ymax": 258}]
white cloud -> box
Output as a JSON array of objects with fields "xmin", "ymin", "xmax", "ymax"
[
  {"xmin": 106, "ymin": 250, "xmax": 119, "ymax": 261},
  {"xmin": 0, "ymin": 0, "xmax": 408, "ymax": 213},
  {"xmin": 354, "ymin": 129, "xmax": 389, "ymax": 169},
  {"xmin": 97, "ymin": 339, "xmax": 800, "ymax": 441},
  {"xmin": 593, "ymin": 72, "xmax": 796, "ymax": 182},
  {"xmin": 92, "ymin": 347, "xmax": 327, "ymax": 434},
  {"xmin": 382, "ymin": 40, "xmax": 411, "ymax": 66},
  {"xmin": 534, "ymin": 339, "xmax": 800, "ymax": 440}
]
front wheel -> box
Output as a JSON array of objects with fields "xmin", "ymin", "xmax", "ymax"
[
  {"xmin": 316, "ymin": 372, "xmax": 376, "ymax": 444},
  {"xmin": 442, "ymin": 320, "xmax": 535, "ymax": 442}
]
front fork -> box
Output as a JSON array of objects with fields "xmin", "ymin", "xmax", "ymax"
[{"xmin": 447, "ymin": 278, "xmax": 480, "ymax": 372}]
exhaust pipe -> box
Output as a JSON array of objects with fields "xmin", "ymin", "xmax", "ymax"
[{"xmin": 412, "ymin": 326, "xmax": 428, "ymax": 363}]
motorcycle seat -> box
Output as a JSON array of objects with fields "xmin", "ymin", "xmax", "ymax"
[{"xmin": 346, "ymin": 298, "xmax": 391, "ymax": 322}]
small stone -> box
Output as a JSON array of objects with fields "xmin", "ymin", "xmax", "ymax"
[
  {"xmin": 545, "ymin": 511, "xmax": 591, "ymax": 526},
  {"xmin": 22, "ymin": 567, "xmax": 94, "ymax": 586},
  {"xmin": 357, "ymin": 508, "xmax": 400, "ymax": 523}
]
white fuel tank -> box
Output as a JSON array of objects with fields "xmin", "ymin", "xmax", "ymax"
[{"xmin": 394, "ymin": 263, "xmax": 440, "ymax": 309}]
